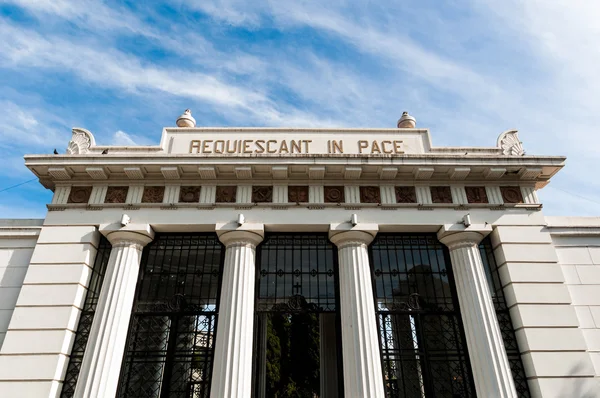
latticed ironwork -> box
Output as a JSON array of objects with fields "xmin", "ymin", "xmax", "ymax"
[
  {"xmin": 252, "ymin": 234, "xmax": 343, "ymax": 398},
  {"xmin": 61, "ymin": 236, "xmax": 112, "ymax": 398},
  {"xmin": 370, "ymin": 234, "xmax": 475, "ymax": 398},
  {"xmin": 480, "ymin": 238, "xmax": 531, "ymax": 397},
  {"xmin": 117, "ymin": 234, "xmax": 224, "ymax": 398},
  {"xmin": 256, "ymin": 234, "xmax": 338, "ymax": 313}
]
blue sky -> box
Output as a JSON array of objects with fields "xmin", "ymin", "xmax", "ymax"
[{"xmin": 0, "ymin": 0, "xmax": 599, "ymax": 218}]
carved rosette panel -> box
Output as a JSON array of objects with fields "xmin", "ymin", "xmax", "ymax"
[
  {"xmin": 324, "ymin": 186, "xmax": 345, "ymax": 203},
  {"xmin": 465, "ymin": 187, "xmax": 489, "ymax": 204},
  {"xmin": 179, "ymin": 186, "xmax": 201, "ymax": 203},
  {"xmin": 360, "ymin": 186, "xmax": 381, "ymax": 204},
  {"xmin": 395, "ymin": 186, "xmax": 417, "ymax": 203},
  {"xmin": 500, "ymin": 186, "xmax": 524, "ymax": 204},
  {"xmin": 288, "ymin": 186, "xmax": 308, "ymax": 203},
  {"xmin": 216, "ymin": 186, "xmax": 237, "ymax": 203},
  {"xmin": 67, "ymin": 186, "xmax": 92, "ymax": 204},
  {"xmin": 430, "ymin": 186, "xmax": 452, "ymax": 204},
  {"xmin": 141, "ymin": 186, "xmax": 165, "ymax": 203},
  {"xmin": 252, "ymin": 186, "xmax": 273, "ymax": 203},
  {"xmin": 104, "ymin": 186, "xmax": 128, "ymax": 204}
]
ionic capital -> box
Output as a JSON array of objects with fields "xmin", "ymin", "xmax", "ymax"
[
  {"xmin": 437, "ymin": 223, "xmax": 492, "ymax": 250},
  {"xmin": 216, "ymin": 222, "xmax": 264, "ymax": 247},
  {"xmin": 100, "ymin": 223, "xmax": 154, "ymax": 248}
]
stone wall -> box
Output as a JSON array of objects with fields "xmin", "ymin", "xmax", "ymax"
[{"xmin": 0, "ymin": 219, "xmax": 42, "ymax": 348}]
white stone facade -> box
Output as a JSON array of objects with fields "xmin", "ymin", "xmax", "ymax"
[{"xmin": 0, "ymin": 121, "xmax": 598, "ymax": 397}]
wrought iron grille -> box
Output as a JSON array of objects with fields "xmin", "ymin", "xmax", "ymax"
[
  {"xmin": 252, "ymin": 234, "xmax": 343, "ymax": 398},
  {"xmin": 479, "ymin": 238, "xmax": 531, "ymax": 397},
  {"xmin": 256, "ymin": 234, "xmax": 338, "ymax": 313},
  {"xmin": 60, "ymin": 236, "xmax": 112, "ymax": 398},
  {"xmin": 117, "ymin": 234, "xmax": 224, "ymax": 398},
  {"xmin": 370, "ymin": 234, "xmax": 475, "ymax": 398}
]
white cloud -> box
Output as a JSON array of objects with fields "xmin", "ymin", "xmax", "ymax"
[{"xmin": 112, "ymin": 130, "xmax": 138, "ymax": 146}]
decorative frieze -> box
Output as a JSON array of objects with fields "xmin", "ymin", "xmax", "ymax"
[
  {"xmin": 500, "ymin": 186, "xmax": 524, "ymax": 204},
  {"xmin": 288, "ymin": 186, "xmax": 309, "ymax": 203},
  {"xmin": 252, "ymin": 186, "xmax": 273, "ymax": 203},
  {"xmin": 67, "ymin": 186, "xmax": 92, "ymax": 204},
  {"xmin": 179, "ymin": 186, "xmax": 201, "ymax": 203},
  {"xmin": 431, "ymin": 186, "xmax": 452, "ymax": 204},
  {"xmin": 216, "ymin": 186, "xmax": 237, "ymax": 203},
  {"xmin": 141, "ymin": 186, "xmax": 165, "ymax": 203},
  {"xmin": 395, "ymin": 186, "xmax": 417, "ymax": 203},
  {"xmin": 360, "ymin": 186, "xmax": 381, "ymax": 204},
  {"xmin": 465, "ymin": 186, "xmax": 489, "ymax": 204},
  {"xmin": 324, "ymin": 186, "xmax": 345, "ymax": 203},
  {"xmin": 105, "ymin": 186, "xmax": 128, "ymax": 204},
  {"xmin": 324, "ymin": 186, "xmax": 344, "ymax": 203}
]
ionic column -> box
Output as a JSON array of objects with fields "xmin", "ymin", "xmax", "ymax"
[
  {"xmin": 211, "ymin": 223, "xmax": 264, "ymax": 398},
  {"xmin": 75, "ymin": 224, "xmax": 154, "ymax": 398},
  {"xmin": 437, "ymin": 226, "xmax": 517, "ymax": 398},
  {"xmin": 329, "ymin": 224, "xmax": 385, "ymax": 398}
]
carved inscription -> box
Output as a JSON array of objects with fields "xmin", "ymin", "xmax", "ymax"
[
  {"xmin": 288, "ymin": 186, "xmax": 309, "ymax": 203},
  {"xmin": 68, "ymin": 186, "xmax": 92, "ymax": 204},
  {"xmin": 179, "ymin": 186, "xmax": 201, "ymax": 203},
  {"xmin": 252, "ymin": 186, "xmax": 273, "ymax": 203},
  {"xmin": 360, "ymin": 186, "xmax": 381, "ymax": 203},
  {"xmin": 105, "ymin": 186, "xmax": 128, "ymax": 204},
  {"xmin": 324, "ymin": 186, "xmax": 345, "ymax": 203},
  {"xmin": 141, "ymin": 186, "xmax": 165, "ymax": 203},
  {"xmin": 188, "ymin": 139, "xmax": 405, "ymax": 155},
  {"xmin": 500, "ymin": 186, "xmax": 523, "ymax": 204},
  {"xmin": 465, "ymin": 187, "xmax": 488, "ymax": 204},
  {"xmin": 430, "ymin": 186, "xmax": 452, "ymax": 204},
  {"xmin": 395, "ymin": 186, "xmax": 417, "ymax": 203},
  {"xmin": 216, "ymin": 186, "xmax": 237, "ymax": 203}
]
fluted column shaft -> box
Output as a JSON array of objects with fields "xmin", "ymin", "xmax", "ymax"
[
  {"xmin": 330, "ymin": 226, "xmax": 385, "ymax": 398},
  {"xmin": 211, "ymin": 226, "xmax": 264, "ymax": 398},
  {"xmin": 438, "ymin": 230, "xmax": 517, "ymax": 398},
  {"xmin": 75, "ymin": 226, "xmax": 154, "ymax": 398}
]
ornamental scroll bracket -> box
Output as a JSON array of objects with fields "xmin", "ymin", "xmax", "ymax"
[
  {"xmin": 67, "ymin": 128, "xmax": 96, "ymax": 155},
  {"xmin": 497, "ymin": 129, "xmax": 525, "ymax": 156}
]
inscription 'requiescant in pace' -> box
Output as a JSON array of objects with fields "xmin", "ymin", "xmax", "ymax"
[{"xmin": 189, "ymin": 139, "xmax": 404, "ymax": 155}]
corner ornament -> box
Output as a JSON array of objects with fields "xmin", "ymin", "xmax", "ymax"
[
  {"xmin": 67, "ymin": 128, "xmax": 96, "ymax": 155},
  {"xmin": 497, "ymin": 130, "xmax": 525, "ymax": 156}
]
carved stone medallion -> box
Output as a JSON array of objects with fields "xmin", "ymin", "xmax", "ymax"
[
  {"xmin": 179, "ymin": 186, "xmax": 201, "ymax": 203},
  {"xmin": 252, "ymin": 186, "xmax": 273, "ymax": 203},
  {"xmin": 360, "ymin": 186, "xmax": 381, "ymax": 203},
  {"xmin": 500, "ymin": 186, "xmax": 524, "ymax": 204},
  {"xmin": 430, "ymin": 186, "xmax": 452, "ymax": 204},
  {"xmin": 324, "ymin": 186, "xmax": 345, "ymax": 203},
  {"xmin": 395, "ymin": 186, "xmax": 417, "ymax": 203},
  {"xmin": 67, "ymin": 186, "xmax": 92, "ymax": 204},
  {"xmin": 104, "ymin": 186, "xmax": 128, "ymax": 204},
  {"xmin": 465, "ymin": 187, "xmax": 488, "ymax": 204},
  {"xmin": 288, "ymin": 186, "xmax": 309, "ymax": 203},
  {"xmin": 216, "ymin": 186, "xmax": 237, "ymax": 203},
  {"xmin": 141, "ymin": 186, "xmax": 165, "ymax": 203}
]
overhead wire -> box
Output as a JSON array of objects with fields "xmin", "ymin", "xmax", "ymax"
[{"xmin": 0, "ymin": 178, "xmax": 37, "ymax": 194}]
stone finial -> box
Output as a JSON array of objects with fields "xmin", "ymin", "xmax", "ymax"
[
  {"xmin": 67, "ymin": 128, "xmax": 96, "ymax": 155},
  {"xmin": 176, "ymin": 109, "xmax": 196, "ymax": 128},
  {"xmin": 397, "ymin": 111, "xmax": 416, "ymax": 128},
  {"xmin": 497, "ymin": 130, "xmax": 525, "ymax": 156}
]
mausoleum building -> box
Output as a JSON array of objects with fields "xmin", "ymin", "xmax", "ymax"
[{"xmin": 0, "ymin": 111, "xmax": 598, "ymax": 397}]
